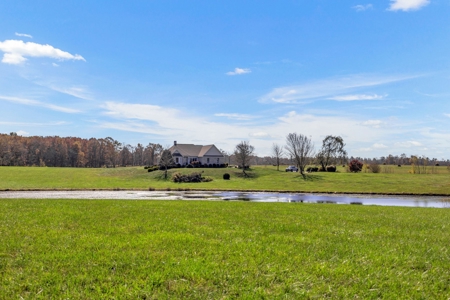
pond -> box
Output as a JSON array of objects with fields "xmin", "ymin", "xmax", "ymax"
[{"xmin": 0, "ymin": 190, "xmax": 449, "ymax": 208}]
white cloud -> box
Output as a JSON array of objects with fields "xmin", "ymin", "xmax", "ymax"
[
  {"xmin": 0, "ymin": 121, "xmax": 67, "ymax": 126},
  {"xmin": 100, "ymin": 102, "xmax": 445, "ymax": 157},
  {"xmin": 15, "ymin": 32, "xmax": 33, "ymax": 38},
  {"xmin": 52, "ymin": 63, "xmax": 59, "ymax": 67},
  {"xmin": 353, "ymin": 4, "xmax": 373, "ymax": 11},
  {"xmin": 444, "ymin": 113, "xmax": 450, "ymax": 118},
  {"xmin": 361, "ymin": 120, "xmax": 385, "ymax": 128},
  {"xmin": 16, "ymin": 130, "xmax": 30, "ymax": 136},
  {"xmin": 249, "ymin": 132, "xmax": 271, "ymax": 139},
  {"xmin": 373, "ymin": 143, "xmax": 388, "ymax": 149},
  {"xmin": 226, "ymin": 68, "xmax": 251, "ymax": 75},
  {"xmin": 394, "ymin": 141, "xmax": 423, "ymax": 147},
  {"xmin": 388, "ymin": 0, "xmax": 430, "ymax": 11},
  {"xmin": 259, "ymin": 74, "xmax": 416, "ymax": 104},
  {"xmin": 49, "ymin": 85, "xmax": 92, "ymax": 100},
  {"xmin": 214, "ymin": 113, "xmax": 257, "ymax": 121},
  {"xmin": 0, "ymin": 95, "xmax": 81, "ymax": 113},
  {"xmin": 0, "ymin": 39, "xmax": 85, "ymax": 65},
  {"xmin": 329, "ymin": 94, "xmax": 386, "ymax": 101}
]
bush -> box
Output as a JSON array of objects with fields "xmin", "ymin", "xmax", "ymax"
[
  {"xmin": 186, "ymin": 164, "xmax": 193, "ymax": 168},
  {"xmin": 172, "ymin": 172, "xmax": 213, "ymax": 183},
  {"xmin": 223, "ymin": 173, "xmax": 230, "ymax": 180},
  {"xmin": 348, "ymin": 159, "xmax": 363, "ymax": 172},
  {"xmin": 326, "ymin": 165, "xmax": 336, "ymax": 172},
  {"xmin": 369, "ymin": 162, "xmax": 381, "ymax": 173}
]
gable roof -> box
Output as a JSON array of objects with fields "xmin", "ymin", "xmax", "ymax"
[{"xmin": 169, "ymin": 143, "xmax": 224, "ymax": 158}]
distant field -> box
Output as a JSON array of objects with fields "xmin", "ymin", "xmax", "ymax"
[
  {"xmin": 1, "ymin": 165, "xmax": 450, "ymax": 195},
  {"xmin": 0, "ymin": 200, "xmax": 449, "ymax": 299}
]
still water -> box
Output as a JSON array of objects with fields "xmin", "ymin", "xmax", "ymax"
[{"xmin": 1, "ymin": 190, "xmax": 449, "ymax": 208}]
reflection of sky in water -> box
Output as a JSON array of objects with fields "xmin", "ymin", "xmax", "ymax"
[
  {"xmin": 0, "ymin": 191, "xmax": 449, "ymax": 208},
  {"xmin": 215, "ymin": 192, "xmax": 449, "ymax": 208}
]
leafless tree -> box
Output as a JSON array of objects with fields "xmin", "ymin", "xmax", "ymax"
[
  {"xmin": 285, "ymin": 133, "xmax": 314, "ymax": 176},
  {"xmin": 234, "ymin": 141, "xmax": 255, "ymax": 177},
  {"xmin": 159, "ymin": 149, "xmax": 174, "ymax": 179},
  {"xmin": 271, "ymin": 143, "xmax": 284, "ymax": 171}
]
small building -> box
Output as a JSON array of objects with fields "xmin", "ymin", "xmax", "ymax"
[{"xmin": 169, "ymin": 141, "xmax": 224, "ymax": 166}]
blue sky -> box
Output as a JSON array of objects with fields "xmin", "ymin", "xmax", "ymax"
[{"xmin": 0, "ymin": 0, "xmax": 449, "ymax": 158}]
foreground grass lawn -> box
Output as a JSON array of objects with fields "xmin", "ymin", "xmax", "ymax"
[
  {"xmin": 1, "ymin": 165, "xmax": 450, "ymax": 194},
  {"xmin": 0, "ymin": 200, "xmax": 449, "ymax": 299}
]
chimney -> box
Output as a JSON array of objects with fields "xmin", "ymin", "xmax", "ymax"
[{"xmin": 174, "ymin": 141, "xmax": 177, "ymax": 146}]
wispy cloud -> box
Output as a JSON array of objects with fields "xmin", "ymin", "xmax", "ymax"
[
  {"xmin": 214, "ymin": 113, "xmax": 257, "ymax": 121},
  {"xmin": 0, "ymin": 95, "xmax": 81, "ymax": 113},
  {"xmin": 373, "ymin": 143, "xmax": 388, "ymax": 149},
  {"xmin": 15, "ymin": 32, "xmax": 33, "ymax": 38},
  {"xmin": 0, "ymin": 39, "xmax": 85, "ymax": 64},
  {"xmin": 16, "ymin": 130, "xmax": 29, "ymax": 136},
  {"xmin": 361, "ymin": 120, "xmax": 385, "ymax": 128},
  {"xmin": 353, "ymin": 4, "xmax": 373, "ymax": 11},
  {"xmin": 48, "ymin": 85, "xmax": 93, "ymax": 100},
  {"xmin": 259, "ymin": 74, "xmax": 416, "ymax": 104},
  {"xmin": 0, "ymin": 121, "xmax": 68, "ymax": 126},
  {"xmin": 388, "ymin": 0, "xmax": 430, "ymax": 11},
  {"xmin": 249, "ymin": 132, "xmax": 272, "ymax": 139},
  {"xmin": 329, "ymin": 94, "xmax": 386, "ymax": 101},
  {"xmin": 100, "ymin": 101, "xmax": 442, "ymax": 157},
  {"xmin": 226, "ymin": 68, "xmax": 251, "ymax": 76},
  {"xmin": 394, "ymin": 141, "xmax": 423, "ymax": 147}
]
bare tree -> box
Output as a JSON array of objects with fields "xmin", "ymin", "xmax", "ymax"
[
  {"xmin": 316, "ymin": 135, "xmax": 346, "ymax": 170},
  {"xmin": 234, "ymin": 141, "xmax": 255, "ymax": 177},
  {"xmin": 285, "ymin": 133, "xmax": 314, "ymax": 176},
  {"xmin": 159, "ymin": 149, "xmax": 174, "ymax": 179},
  {"xmin": 271, "ymin": 143, "xmax": 284, "ymax": 171}
]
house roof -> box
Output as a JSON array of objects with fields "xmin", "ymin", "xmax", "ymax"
[{"xmin": 169, "ymin": 143, "xmax": 223, "ymax": 158}]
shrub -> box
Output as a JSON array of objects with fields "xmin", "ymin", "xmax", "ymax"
[
  {"xmin": 186, "ymin": 164, "xmax": 193, "ymax": 168},
  {"xmin": 348, "ymin": 159, "xmax": 363, "ymax": 172},
  {"xmin": 369, "ymin": 162, "xmax": 381, "ymax": 173},
  {"xmin": 172, "ymin": 172, "xmax": 213, "ymax": 183},
  {"xmin": 223, "ymin": 173, "xmax": 230, "ymax": 180},
  {"xmin": 326, "ymin": 165, "xmax": 336, "ymax": 172}
]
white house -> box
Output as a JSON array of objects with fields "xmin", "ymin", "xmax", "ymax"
[{"xmin": 169, "ymin": 141, "xmax": 224, "ymax": 165}]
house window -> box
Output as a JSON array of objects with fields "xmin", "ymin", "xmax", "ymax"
[
  {"xmin": 207, "ymin": 158, "xmax": 210, "ymax": 163},
  {"xmin": 217, "ymin": 158, "xmax": 219, "ymax": 163},
  {"xmin": 175, "ymin": 157, "xmax": 179, "ymax": 163}
]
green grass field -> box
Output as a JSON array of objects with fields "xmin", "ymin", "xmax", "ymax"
[
  {"xmin": 1, "ymin": 165, "xmax": 450, "ymax": 195},
  {"xmin": 0, "ymin": 200, "xmax": 449, "ymax": 299}
]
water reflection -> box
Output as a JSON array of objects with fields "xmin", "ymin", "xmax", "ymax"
[
  {"xmin": 0, "ymin": 190, "xmax": 449, "ymax": 208},
  {"xmin": 215, "ymin": 191, "xmax": 449, "ymax": 208}
]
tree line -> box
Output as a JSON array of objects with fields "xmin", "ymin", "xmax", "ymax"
[{"xmin": 0, "ymin": 133, "xmax": 163, "ymax": 167}]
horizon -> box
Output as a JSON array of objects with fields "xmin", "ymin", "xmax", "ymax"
[{"xmin": 1, "ymin": 1, "xmax": 449, "ymax": 158}]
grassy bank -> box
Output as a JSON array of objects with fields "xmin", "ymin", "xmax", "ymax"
[
  {"xmin": 0, "ymin": 200, "xmax": 448, "ymax": 298},
  {"xmin": 1, "ymin": 165, "xmax": 450, "ymax": 195}
]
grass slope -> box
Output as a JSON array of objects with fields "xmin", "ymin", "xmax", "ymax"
[
  {"xmin": 0, "ymin": 200, "xmax": 449, "ymax": 299},
  {"xmin": 1, "ymin": 165, "xmax": 450, "ymax": 195}
]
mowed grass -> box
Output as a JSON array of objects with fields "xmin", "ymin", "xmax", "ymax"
[
  {"xmin": 0, "ymin": 200, "xmax": 449, "ymax": 299},
  {"xmin": 1, "ymin": 165, "xmax": 450, "ymax": 195}
]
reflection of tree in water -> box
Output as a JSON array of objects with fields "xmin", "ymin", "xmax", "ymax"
[{"xmin": 441, "ymin": 198, "xmax": 450, "ymax": 208}]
